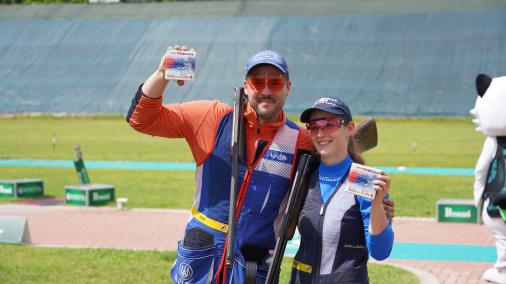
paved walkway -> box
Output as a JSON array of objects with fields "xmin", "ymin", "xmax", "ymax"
[{"xmin": 0, "ymin": 204, "xmax": 498, "ymax": 284}]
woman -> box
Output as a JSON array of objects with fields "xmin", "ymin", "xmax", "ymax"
[{"xmin": 290, "ymin": 96, "xmax": 394, "ymax": 283}]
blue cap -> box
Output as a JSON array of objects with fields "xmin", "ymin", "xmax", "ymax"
[
  {"xmin": 245, "ymin": 50, "xmax": 289, "ymax": 76},
  {"xmin": 300, "ymin": 96, "xmax": 352, "ymax": 123}
]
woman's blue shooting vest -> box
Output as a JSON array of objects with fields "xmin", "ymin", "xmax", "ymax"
[{"xmin": 290, "ymin": 169, "xmax": 369, "ymax": 284}]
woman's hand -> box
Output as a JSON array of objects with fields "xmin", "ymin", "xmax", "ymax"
[
  {"xmin": 369, "ymin": 173, "xmax": 392, "ymax": 235},
  {"xmin": 382, "ymin": 199, "xmax": 395, "ymax": 220},
  {"xmin": 373, "ymin": 173, "xmax": 390, "ymax": 205},
  {"xmin": 375, "ymin": 173, "xmax": 394, "ymax": 220}
]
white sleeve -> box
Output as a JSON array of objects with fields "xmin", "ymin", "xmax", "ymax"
[{"xmin": 474, "ymin": 136, "xmax": 497, "ymax": 206}]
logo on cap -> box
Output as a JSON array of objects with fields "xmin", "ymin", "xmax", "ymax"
[
  {"xmin": 246, "ymin": 50, "xmax": 288, "ymax": 75},
  {"xmin": 314, "ymin": 97, "xmax": 339, "ymax": 107},
  {"xmin": 252, "ymin": 50, "xmax": 282, "ymax": 62}
]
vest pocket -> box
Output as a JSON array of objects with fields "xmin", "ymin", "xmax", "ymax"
[{"xmin": 170, "ymin": 241, "xmax": 216, "ymax": 284}]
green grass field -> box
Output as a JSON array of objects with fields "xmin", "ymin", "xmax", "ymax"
[
  {"xmin": 0, "ymin": 116, "xmax": 483, "ymax": 167},
  {"xmin": 0, "ymin": 116, "xmax": 485, "ymax": 283},
  {"xmin": 365, "ymin": 117, "xmax": 483, "ymax": 167},
  {"xmin": 0, "ymin": 116, "xmax": 483, "ymax": 216},
  {"xmin": 0, "ymin": 245, "xmax": 418, "ymax": 284}
]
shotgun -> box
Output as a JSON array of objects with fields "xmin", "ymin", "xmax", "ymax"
[
  {"xmin": 266, "ymin": 153, "xmax": 314, "ymax": 283},
  {"xmin": 226, "ymin": 87, "xmax": 247, "ymax": 268}
]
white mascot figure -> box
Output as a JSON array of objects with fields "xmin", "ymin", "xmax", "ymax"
[{"xmin": 471, "ymin": 74, "xmax": 506, "ymax": 284}]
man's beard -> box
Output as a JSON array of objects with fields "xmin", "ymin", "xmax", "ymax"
[
  {"xmin": 254, "ymin": 95, "xmax": 280, "ymax": 121},
  {"xmin": 257, "ymin": 108, "xmax": 278, "ymax": 121}
]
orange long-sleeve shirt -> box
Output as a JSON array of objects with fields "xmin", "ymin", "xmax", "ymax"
[{"xmin": 128, "ymin": 92, "xmax": 314, "ymax": 166}]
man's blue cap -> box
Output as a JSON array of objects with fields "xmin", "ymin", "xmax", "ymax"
[
  {"xmin": 245, "ymin": 50, "xmax": 289, "ymax": 76},
  {"xmin": 300, "ymin": 96, "xmax": 352, "ymax": 123}
]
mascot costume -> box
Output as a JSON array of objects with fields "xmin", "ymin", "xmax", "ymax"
[{"xmin": 471, "ymin": 74, "xmax": 506, "ymax": 284}]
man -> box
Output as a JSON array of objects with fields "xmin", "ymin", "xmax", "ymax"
[{"xmin": 127, "ymin": 47, "xmax": 392, "ymax": 283}]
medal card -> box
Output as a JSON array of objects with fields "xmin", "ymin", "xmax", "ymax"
[
  {"xmin": 164, "ymin": 49, "xmax": 196, "ymax": 81},
  {"xmin": 345, "ymin": 163, "xmax": 382, "ymax": 200}
]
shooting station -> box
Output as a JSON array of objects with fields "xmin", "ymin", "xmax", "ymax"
[
  {"xmin": 64, "ymin": 146, "xmax": 115, "ymax": 206},
  {"xmin": 0, "ymin": 179, "xmax": 44, "ymax": 198},
  {"xmin": 436, "ymin": 199, "xmax": 479, "ymax": 223}
]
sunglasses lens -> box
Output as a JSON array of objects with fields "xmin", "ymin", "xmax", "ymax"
[
  {"xmin": 248, "ymin": 76, "xmax": 285, "ymax": 92},
  {"xmin": 306, "ymin": 119, "xmax": 342, "ymax": 136},
  {"xmin": 249, "ymin": 78, "xmax": 266, "ymax": 91},
  {"xmin": 268, "ymin": 78, "xmax": 285, "ymax": 91},
  {"xmin": 307, "ymin": 126, "xmax": 321, "ymax": 137}
]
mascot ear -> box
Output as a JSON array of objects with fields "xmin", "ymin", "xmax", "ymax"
[{"xmin": 476, "ymin": 73, "xmax": 492, "ymax": 97}]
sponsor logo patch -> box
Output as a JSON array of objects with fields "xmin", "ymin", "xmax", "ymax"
[{"xmin": 179, "ymin": 263, "xmax": 193, "ymax": 281}]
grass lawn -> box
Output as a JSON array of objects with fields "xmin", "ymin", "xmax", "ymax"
[
  {"xmin": 0, "ymin": 116, "xmax": 484, "ymax": 167},
  {"xmin": 364, "ymin": 117, "xmax": 483, "ymax": 167},
  {"xmin": 0, "ymin": 245, "xmax": 418, "ymax": 284},
  {"xmin": 0, "ymin": 116, "xmax": 193, "ymax": 162},
  {"xmin": 0, "ymin": 116, "xmax": 481, "ymax": 216}
]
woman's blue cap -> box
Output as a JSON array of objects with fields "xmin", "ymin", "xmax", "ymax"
[{"xmin": 300, "ymin": 97, "xmax": 352, "ymax": 123}]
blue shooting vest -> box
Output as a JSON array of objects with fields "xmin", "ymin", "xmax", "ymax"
[
  {"xmin": 171, "ymin": 112, "xmax": 301, "ymax": 284},
  {"xmin": 290, "ymin": 169, "xmax": 369, "ymax": 284}
]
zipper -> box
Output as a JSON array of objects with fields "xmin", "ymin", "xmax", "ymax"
[
  {"xmin": 314, "ymin": 168, "xmax": 350, "ymax": 281},
  {"xmin": 319, "ymin": 180, "xmax": 345, "ymax": 216},
  {"xmin": 316, "ymin": 191, "xmax": 333, "ymax": 281},
  {"xmin": 314, "ymin": 198, "xmax": 324, "ymax": 283},
  {"xmin": 315, "ymin": 184, "xmax": 339, "ymax": 281}
]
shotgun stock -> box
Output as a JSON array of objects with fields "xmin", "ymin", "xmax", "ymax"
[{"xmin": 353, "ymin": 117, "xmax": 378, "ymax": 153}]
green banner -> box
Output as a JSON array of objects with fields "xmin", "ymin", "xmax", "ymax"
[
  {"xmin": 65, "ymin": 189, "xmax": 87, "ymax": 206},
  {"xmin": 16, "ymin": 181, "xmax": 44, "ymax": 198},
  {"xmin": 89, "ymin": 188, "xmax": 114, "ymax": 206},
  {"xmin": 438, "ymin": 203, "xmax": 478, "ymax": 223},
  {"xmin": 0, "ymin": 183, "xmax": 14, "ymax": 197}
]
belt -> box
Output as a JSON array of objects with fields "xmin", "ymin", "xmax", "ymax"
[
  {"xmin": 293, "ymin": 259, "xmax": 312, "ymax": 274},
  {"xmin": 191, "ymin": 207, "xmax": 228, "ymax": 233}
]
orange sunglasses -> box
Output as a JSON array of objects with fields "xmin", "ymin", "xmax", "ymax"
[{"xmin": 247, "ymin": 75, "xmax": 287, "ymax": 92}]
